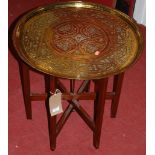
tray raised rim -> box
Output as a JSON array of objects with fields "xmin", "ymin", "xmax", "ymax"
[{"xmin": 12, "ymin": 1, "xmax": 143, "ymax": 80}]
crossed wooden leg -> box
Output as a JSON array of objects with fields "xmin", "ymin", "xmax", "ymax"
[{"xmin": 46, "ymin": 77, "xmax": 108, "ymax": 150}]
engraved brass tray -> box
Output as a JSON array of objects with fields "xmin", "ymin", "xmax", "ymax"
[{"xmin": 13, "ymin": 1, "xmax": 143, "ymax": 80}]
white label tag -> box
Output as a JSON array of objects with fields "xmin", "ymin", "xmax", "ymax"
[
  {"xmin": 49, "ymin": 92, "xmax": 63, "ymax": 116},
  {"xmin": 52, "ymin": 106, "xmax": 60, "ymax": 113}
]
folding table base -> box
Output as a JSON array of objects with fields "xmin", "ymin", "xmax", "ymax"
[{"xmin": 19, "ymin": 61, "xmax": 124, "ymax": 150}]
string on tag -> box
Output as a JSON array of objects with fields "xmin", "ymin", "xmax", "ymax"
[{"xmin": 50, "ymin": 89, "xmax": 61, "ymax": 95}]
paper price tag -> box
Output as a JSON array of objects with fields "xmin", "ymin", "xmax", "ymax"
[{"xmin": 49, "ymin": 91, "xmax": 63, "ymax": 116}]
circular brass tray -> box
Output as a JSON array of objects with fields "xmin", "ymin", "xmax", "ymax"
[{"xmin": 13, "ymin": 1, "xmax": 143, "ymax": 80}]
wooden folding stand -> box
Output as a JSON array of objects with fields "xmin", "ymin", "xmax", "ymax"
[{"xmin": 19, "ymin": 61, "xmax": 124, "ymax": 150}]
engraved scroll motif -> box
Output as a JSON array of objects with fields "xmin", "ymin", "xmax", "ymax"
[{"xmin": 21, "ymin": 8, "xmax": 137, "ymax": 79}]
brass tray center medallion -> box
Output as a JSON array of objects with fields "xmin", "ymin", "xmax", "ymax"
[{"xmin": 47, "ymin": 20, "xmax": 109, "ymax": 60}]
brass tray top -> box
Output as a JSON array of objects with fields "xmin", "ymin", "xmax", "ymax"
[{"xmin": 13, "ymin": 1, "xmax": 143, "ymax": 80}]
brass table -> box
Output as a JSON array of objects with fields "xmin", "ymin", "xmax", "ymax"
[{"xmin": 12, "ymin": 1, "xmax": 143, "ymax": 150}]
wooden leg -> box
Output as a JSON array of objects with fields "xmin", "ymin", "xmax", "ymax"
[
  {"xmin": 44, "ymin": 75, "xmax": 57, "ymax": 150},
  {"xmin": 93, "ymin": 78, "xmax": 108, "ymax": 149},
  {"xmin": 44, "ymin": 75, "xmax": 56, "ymax": 151},
  {"xmin": 84, "ymin": 80, "xmax": 90, "ymax": 92},
  {"xmin": 70, "ymin": 79, "xmax": 75, "ymax": 93},
  {"xmin": 111, "ymin": 72, "xmax": 124, "ymax": 118},
  {"xmin": 19, "ymin": 61, "xmax": 32, "ymax": 119},
  {"xmin": 50, "ymin": 114, "xmax": 57, "ymax": 151},
  {"xmin": 49, "ymin": 76, "xmax": 57, "ymax": 151},
  {"xmin": 44, "ymin": 74, "xmax": 52, "ymax": 147}
]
